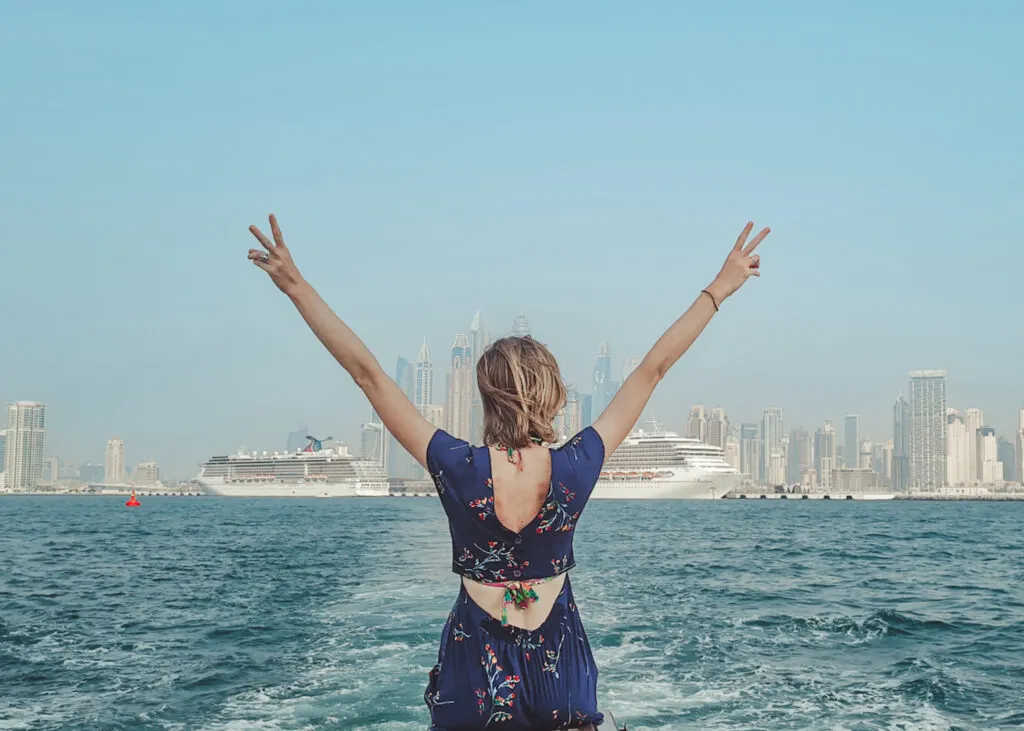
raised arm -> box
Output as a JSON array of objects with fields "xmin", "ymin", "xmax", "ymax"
[
  {"xmin": 592, "ymin": 222, "xmax": 770, "ymax": 454},
  {"xmin": 247, "ymin": 214, "xmax": 436, "ymax": 468}
]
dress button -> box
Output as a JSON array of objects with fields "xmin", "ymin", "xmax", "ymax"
[{"xmin": 514, "ymin": 535, "xmax": 523, "ymax": 545}]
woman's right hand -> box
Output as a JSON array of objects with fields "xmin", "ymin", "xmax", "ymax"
[
  {"xmin": 247, "ymin": 213, "xmax": 306, "ymax": 296},
  {"xmin": 705, "ymin": 221, "xmax": 770, "ymax": 304}
]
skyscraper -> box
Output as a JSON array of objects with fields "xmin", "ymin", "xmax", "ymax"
[
  {"xmin": 997, "ymin": 436, "xmax": 1017, "ymax": 483},
  {"xmin": 446, "ymin": 333, "xmax": 474, "ymax": 441},
  {"xmin": 555, "ymin": 384, "xmax": 583, "ymax": 440},
  {"xmin": 946, "ymin": 412, "xmax": 969, "ymax": 485},
  {"xmin": 686, "ymin": 405, "xmax": 707, "ymax": 443},
  {"xmin": 622, "ymin": 357, "xmax": 642, "ymax": 382},
  {"xmin": 739, "ymin": 423, "xmax": 761, "ymax": 484},
  {"xmin": 892, "ymin": 395, "xmax": 910, "ymax": 492},
  {"xmin": 843, "ymin": 415, "xmax": 859, "ymax": 470},
  {"xmin": 908, "ymin": 370, "xmax": 947, "ymax": 491},
  {"xmin": 817, "ymin": 420, "xmax": 837, "ymax": 490},
  {"xmin": 707, "ymin": 407, "xmax": 728, "ymax": 449},
  {"xmin": 4, "ymin": 402, "xmax": 47, "ymax": 490},
  {"xmin": 977, "ymin": 426, "xmax": 1002, "ymax": 483},
  {"xmin": 105, "ymin": 437, "xmax": 126, "ymax": 485},
  {"xmin": 414, "ymin": 339, "xmax": 433, "ymax": 410},
  {"xmin": 470, "ymin": 311, "xmax": 487, "ymax": 442},
  {"xmin": 787, "ymin": 427, "xmax": 812, "ymax": 485},
  {"xmin": 389, "ymin": 355, "xmax": 418, "ymax": 479},
  {"xmin": 511, "ymin": 314, "xmax": 530, "ymax": 336},
  {"xmin": 965, "ymin": 407, "xmax": 983, "ymax": 484},
  {"xmin": 760, "ymin": 408, "xmax": 783, "ymax": 482},
  {"xmin": 360, "ymin": 408, "xmax": 389, "ymax": 470},
  {"xmin": 591, "ymin": 342, "xmax": 618, "ymax": 419},
  {"xmin": 1017, "ymin": 408, "xmax": 1024, "ymax": 485}
]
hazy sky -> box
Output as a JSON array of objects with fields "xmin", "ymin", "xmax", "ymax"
[{"xmin": 3, "ymin": 1, "xmax": 1022, "ymax": 478}]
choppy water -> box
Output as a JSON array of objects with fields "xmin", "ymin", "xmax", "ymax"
[{"xmin": 2, "ymin": 497, "xmax": 1023, "ymax": 730}]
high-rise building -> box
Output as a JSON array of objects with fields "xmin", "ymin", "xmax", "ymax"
[
  {"xmin": 1018, "ymin": 408, "xmax": 1024, "ymax": 485},
  {"xmin": 786, "ymin": 427, "xmax": 811, "ymax": 485},
  {"xmin": 739, "ymin": 423, "xmax": 761, "ymax": 484},
  {"xmin": 622, "ymin": 357, "xmax": 642, "ymax": 382},
  {"xmin": 446, "ymin": 333, "xmax": 474, "ymax": 441},
  {"xmin": 470, "ymin": 311, "xmax": 487, "ymax": 443},
  {"xmin": 581, "ymin": 393, "xmax": 593, "ymax": 428},
  {"xmin": 4, "ymin": 402, "xmax": 47, "ymax": 490},
  {"xmin": 686, "ymin": 405, "xmax": 707, "ymax": 443},
  {"xmin": 132, "ymin": 461, "xmax": 160, "ymax": 485},
  {"xmin": 965, "ymin": 407, "xmax": 983, "ymax": 484},
  {"xmin": 105, "ymin": 437, "xmax": 126, "ymax": 485},
  {"xmin": 843, "ymin": 415, "xmax": 859, "ymax": 470},
  {"xmin": 997, "ymin": 437, "xmax": 1017, "ymax": 483},
  {"xmin": 591, "ymin": 343, "xmax": 619, "ymax": 419},
  {"xmin": 422, "ymin": 405, "xmax": 445, "ymax": 429},
  {"xmin": 817, "ymin": 420, "xmax": 837, "ymax": 490},
  {"xmin": 977, "ymin": 426, "xmax": 1002, "ymax": 483},
  {"xmin": 0, "ymin": 429, "xmax": 6, "ymax": 474},
  {"xmin": 724, "ymin": 437, "xmax": 740, "ymax": 471},
  {"xmin": 760, "ymin": 408, "xmax": 783, "ymax": 482},
  {"xmin": 389, "ymin": 356, "xmax": 418, "ymax": 479},
  {"xmin": 908, "ymin": 370, "xmax": 947, "ymax": 491},
  {"xmin": 414, "ymin": 339, "xmax": 433, "ymax": 410},
  {"xmin": 707, "ymin": 408, "xmax": 728, "ymax": 449},
  {"xmin": 511, "ymin": 314, "xmax": 530, "ymax": 336},
  {"xmin": 360, "ymin": 408, "xmax": 389, "ymax": 471},
  {"xmin": 859, "ymin": 438, "xmax": 873, "ymax": 470},
  {"xmin": 946, "ymin": 412, "xmax": 970, "ymax": 486},
  {"xmin": 881, "ymin": 439, "xmax": 894, "ymax": 480},
  {"xmin": 893, "ymin": 395, "xmax": 910, "ymax": 491},
  {"xmin": 44, "ymin": 456, "xmax": 60, "ymax": 485},
  {"xmin": 555, "ymin": 384, "xmax": 583, "ymax": 440}
]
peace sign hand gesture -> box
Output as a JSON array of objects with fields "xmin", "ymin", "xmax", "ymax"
[
  {"xmin": 707, "ymin": 222, "xmax": 770, "ymax": 304},
  {"xmin": 247, "ymin": 213, "xmax": 305, "ymax": 296}
]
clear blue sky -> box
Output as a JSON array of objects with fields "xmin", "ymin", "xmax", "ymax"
[{"xmin": 3, "ymin": 1, "xmax": 1022, "ymax": 477}]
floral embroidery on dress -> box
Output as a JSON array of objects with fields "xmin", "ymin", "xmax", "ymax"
[
  {"xmin": 535, "ymin": 483, "xmax": 580, "ymax": 534},
  {"xmin": 456, "ymin": 541, "xmax": 529, "ymax": 583},
  {"xmin": 475, "ymin": 643, "xmax": 520, "ymax": 724},
  {"xmin": 511, "ymin": 628, "xmax": 545, "ymax": 662},
  {"xmin": 550, "ymin": 554, "xmax": 570, "ymax": 573},
  {"xmin": 469, "ymin": 495, "xmax": 495, "ymax": 521},
  {"xmin": 542, "ymin": 635, "xmax": 566, "ymax": 678}
]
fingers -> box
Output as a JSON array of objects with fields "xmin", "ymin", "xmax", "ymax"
[
  {"xmin": 249, "ymin": 224, "xmax": 274, "ymax": 252},
  {"xmin": 269, "ymin": 213, "xmax": 286, "ymax": 248},
  {"xmin": 743, "ymin": 227, "xmax": 771, "ymax": 255},
  {"xmin": 247, "ymin": 249, "xmax": 270, "ymax": 263},
  {"xmin": 733, "ymin": 221, "xmax": 753, "ymax": 251}
]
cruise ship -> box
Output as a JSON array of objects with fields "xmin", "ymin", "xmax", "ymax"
[
  {"xmin": 592, "ymin": 420, "xmax": 741, "ymax": 499},
  {"xmin": 195, "ymin": 436, "xmax": 389, "ymax": 497}
]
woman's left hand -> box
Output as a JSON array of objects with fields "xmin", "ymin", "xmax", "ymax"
[{"xmin": 706, "ymin": 221, "xmax": 770, "ymax": 304}]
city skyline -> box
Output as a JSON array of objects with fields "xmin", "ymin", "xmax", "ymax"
[
  {"xmin": 7, "ymin": 313, "xmax": 1023, "ymax": 485},
  {"xmin": 3, "ymin": 5, "xmax": 1022, "ymax": 478}
]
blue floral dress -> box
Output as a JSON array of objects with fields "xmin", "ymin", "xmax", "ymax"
[{"xmin": 424, "ymin": 427, "xmax": 606, "ymax": 730}]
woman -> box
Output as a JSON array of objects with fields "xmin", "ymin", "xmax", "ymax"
[{"xmin": 247, "ymin": 215, "xmax": 768, "ymax": 729}]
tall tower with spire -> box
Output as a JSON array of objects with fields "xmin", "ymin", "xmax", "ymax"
[
  {"xmin": 470, "ymin": 311, "xmax": 486, "ymax": 443},
  {"xmin": 447, "ymin": 333, "xmax": 474, "ymax": 441},
  {"xmin": 413, "ymin": 338, "xmax": 432, "ymax": 411}
]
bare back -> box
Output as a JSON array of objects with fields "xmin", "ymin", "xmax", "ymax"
[{"xmin": 462, "ymin": 445, "xmax": 567, "ymax": 630}]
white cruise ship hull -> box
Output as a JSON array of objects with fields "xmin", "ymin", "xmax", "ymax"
[
  {"xmin": 592, "ymin": 473, "xmax": 741, "ymax": 500},
  {"xmin": 197, "ymin": 479, "xmax": 389, "ymax": 498}
]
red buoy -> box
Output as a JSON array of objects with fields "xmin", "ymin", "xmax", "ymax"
[{"xmin": 126, "ymin": 488, "xmax": 141, "ymax": 507}]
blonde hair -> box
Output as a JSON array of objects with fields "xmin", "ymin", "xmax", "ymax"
[{"xmin": 478, "ymin": 336, "xmax": 566, "ymax": 449}]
